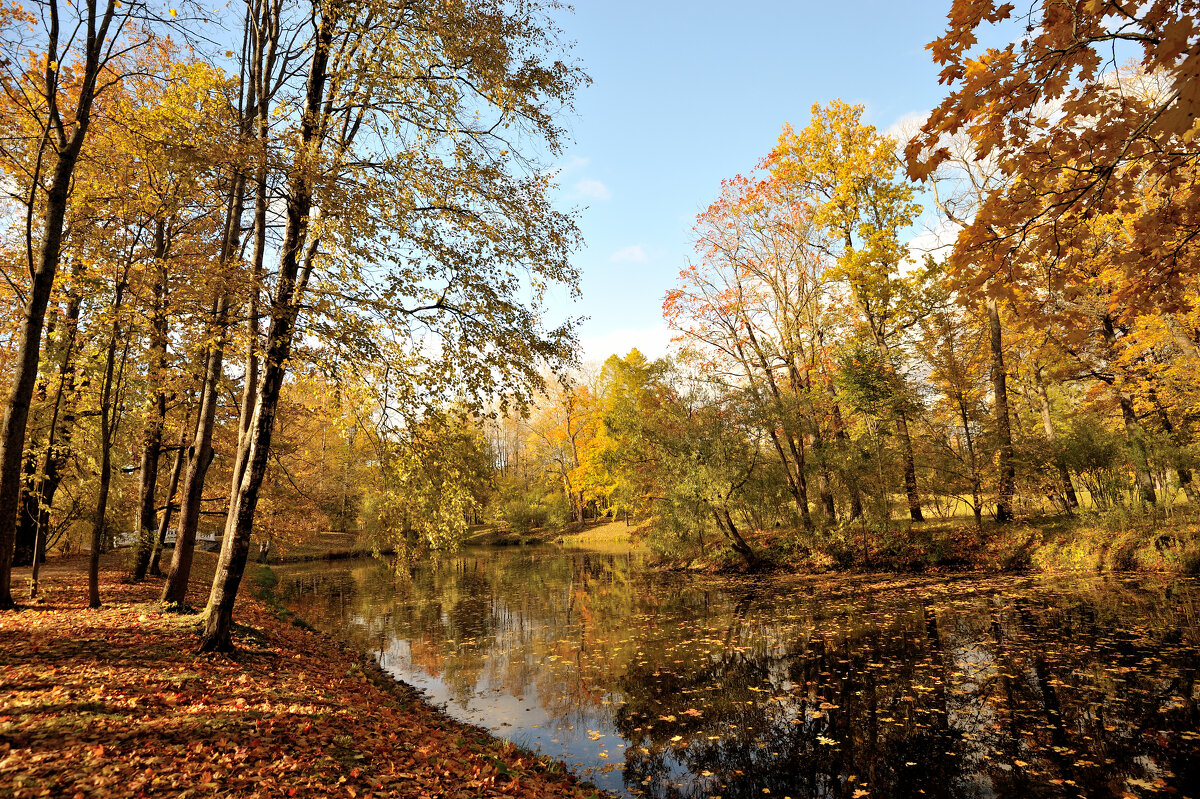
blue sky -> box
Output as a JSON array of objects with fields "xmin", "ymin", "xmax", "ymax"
[{"xmin": 541, "ymin": 1, "xmax": 967, "ymax": 362}]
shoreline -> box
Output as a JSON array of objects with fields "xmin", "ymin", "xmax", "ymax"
[
  {"xmin": 0, "ymin": 553, "xmax": 610, "ymax": 798},
  {"xmin": 547, "ymin": 514, "xmax": 1200, "ymax": 576}
]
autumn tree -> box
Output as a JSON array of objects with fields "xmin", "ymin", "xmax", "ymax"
[
  {"xmin": 198, "ymin": 0, "xmax": 585, "ymax": 652},
  {"xmin": 159, "ymin": 6, "xmax": 274, "ymax": 607},
  {"xmin": 918, "ymin": 130, "xmax": 1020, "ymax": 520},
  {"xmin": 0, "ymin": 0, "xmax": 181, "ymax": 608},
  {"xmin": 598, "ymin": 349, "xmax": 668, "ymax": 524},
  {"xmin": 370, "ymin": 406, "xmax": 493, "ymax": 553},
  {"xmin": 914, "ymin": 272, "xmax": 990, "ymax": 529},
  {"xmin": 668, "ymin": 171, "xmax": 834, "ymax": 533},
  {"xmin": 908, "ymin": 0, "xmax": 1200, "ymax": 319},
  {"xmin": 768, "ymin": 102, "xmax": 926, "ymax": 521},
  {"xmin": 111, "ymin": 52, "xmax": 233, "ymax": 582},
  {"xmin": 520, "ymin": 376, "xmax": 603, "ymax": 530},
  {"xmin": 910, "ymin": 3, "xmax": 1200, "ymax": 509},
  {"xmin": 33, "ymin": 40, "xmax": 234, "ymax": 606},
  {"xmin": 598, "ymin": 356, "xmax": 766, "ymax": 566}
]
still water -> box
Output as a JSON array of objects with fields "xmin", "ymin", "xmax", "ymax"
[{"xmin": 274, "ymin": 547, "xmax": 1200, "ymax": 798}]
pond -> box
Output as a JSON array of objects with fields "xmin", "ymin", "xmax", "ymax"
[{"xmin": 273, "ymin": 546, "xmax": 1200, "ymax": 798}]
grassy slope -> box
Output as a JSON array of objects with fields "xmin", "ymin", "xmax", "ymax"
[{"xmin": 557, "ymin": 511, "xmax": 1200, "ymax": 575}]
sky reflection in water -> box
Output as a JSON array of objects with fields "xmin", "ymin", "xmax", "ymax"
[{"xmin": 275, "ymin": 548, "xmax": 1200, "ymax": 798}]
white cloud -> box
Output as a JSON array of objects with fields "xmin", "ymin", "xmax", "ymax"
[
  {"xmin": 573, "ymin": 178, "xmax": 611, "ymax": 201},
  {"xmin": 580, "ymin": 323, "xmax": 674, "ymax": 363},
  {"xmin": 609, "ymin": 244, "xmax": 648, "ymax": 264},
  {"xmin": 898, "ymin": 219, "xmax": 958, "ymax": 276},
  {"xmin": 907, "ymin": 219, "xmax": 958, "ymax": 259},
  {"xmin": 557, "ymin": 155, "xmax": 590, "ymax": 174},
  {"xmin": 885, "ymin": 110, "xmax": 930, "ymax": 149}
]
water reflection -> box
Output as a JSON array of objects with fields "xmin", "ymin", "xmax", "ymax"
[{"xmin": 275, "ymin": 549, "xmax": 1200, "ymax": 798}]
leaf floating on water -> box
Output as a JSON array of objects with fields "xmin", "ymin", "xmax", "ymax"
[{"xmin": 274, "ymin": 552, "xmax": 1200, "ymax": 799}]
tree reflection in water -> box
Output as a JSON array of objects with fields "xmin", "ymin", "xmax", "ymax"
[{"xmin": 276, "ymin": 550, "xmax": 1199, "ymax": 798}]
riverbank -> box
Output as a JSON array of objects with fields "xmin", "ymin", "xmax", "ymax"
[
  {"xmin": 0, "ymin": 553, "xmax": 609, "ymax": 798},
  {"xmin": 576, "ymin": 510, "xmax": 1200, "ymax": 575},
  {"xmin": 254, "ymin": 530, "xmax": 393, "ymax": 564},
  {"xmin": 264, "ymin": 544, "xmax": 1200, "ymax": 799},
  {"xmin": 461, "ymin": 518, "xmax": 650, "ymax": 553}
]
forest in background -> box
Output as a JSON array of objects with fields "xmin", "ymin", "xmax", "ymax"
[
  {"xmin": 2, "ymin": 0, "xmax": 1200, "ymax": 656},
  {"xmin": 290, "ymin": 8, "xmax": 1200, "ymax": 575}
]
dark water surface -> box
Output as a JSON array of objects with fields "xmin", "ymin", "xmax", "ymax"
[{"xmin": 274, "ymin": 547, "xmax": 1200, "ymax": 798}]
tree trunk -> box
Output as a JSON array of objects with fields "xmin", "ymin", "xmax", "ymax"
[
  {"xmin": 778, "ymin": 431, "xmax": 814, "ymax": 530},
  {"xmin": 199, "ymin": 10, "xmax": 336, "ymax": 651},
  {"xmin": 797, "ymin": 360, "xmax": 836, "ymax": 525},
  {"xmin": 14, "ymin": 311, "xmax": 60, "ymax": 569},
  {"xmin": 162, "ymin": 176, "xmax": 246, "ymax": 607},
  {"xmin": 766, "ymin": 426, "xmax": 812, "ymax": 529},
  {"xmin": 150, "ymin": 416, "xmax": 192, "ymax": 577},
  {"xmin": 825, "ymin": 379, "xmax": 863, "ymax": 519},
  {"xmin": 160, "ymin": 299, "xmax": 230, "ymax": 606},
  {"xmin": 737, "ymin": 329, "xmax": 813, "ymax": 530},
  {"xmin": 712, "ymin": 507, "xmax": 757, "ymax": 567},
  {"xmin": 201, "ymin": 247, "xmax": 319, "ymax": 649},
  {"xmin": 89, "ymin": 278, "xmax": 127, "ymax": 608},
  {"xmin": 894, "ymin": 411, "xmax": 924, "ymax": 522},
  {"xmin": 131, "ymin": 404, "xmax": 167, "ymax": 580},
  {"xmin": 0, "ymin": 151, "xmax": 87, "ymax": 608},
  {"xmin": 14, "ymin": 454, "xmax": 38, "ymax": 567},
  {"xmin": 339, "ymin": 425, "xmax": 355, "ymax": 531},
  {"xmin": 27, "ymin": 291, "xmax": 82, "ymax": 599},
  {"xmin": 988, "ymin": 299, "xmax": 1015, "ymax": 522},
  {"xmin": 869, "ymin": 328, "xmax": 922, "ymax": 522},
  {"xmin": 1033, "ymin": 363, "xmax": 1078, "ymax": 510},
  {"xmin": 1177, "ymin": 467, "xmax": 1199, "ymax": 504},
  {"xmin": 814, "ymin": 445, "xmax": 837, "ymax": 524},
  {"xmin": 871, "ymin": 423, "xmax": 889, "ymax": 546},
  {"xmin": 0, "ymin": 0, "xmax": 117, "ymax": 606},
  {"xmin": 956, "ymin": 391, "xmax": 984, "ymax": 533},
  {"xmin": 1097, "ymin": 314, "xmax": 1157, "ymax": 506},
  {"xmin": 1117, "ymin": 392, "xmax": 1158, "ymax": 506},
  {"xmin": 852, "ymin": 284, "xmax": 922, "ymax": 523},
  {"xmin": 228, "ymin": 131, "xmax": 269, "ymax": 505},
  {"xmin": 558, "ymin": 469, "xmax": 578, "ymax": 528},
  {"xmin": 131, "ymin": 238, "xmax": 170, "ymax": 581},
  {"xmin": 1148, "ymin": 387, "xmax": 1199, "ymax": 504}
]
